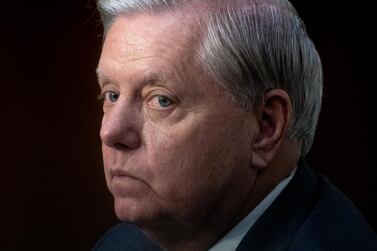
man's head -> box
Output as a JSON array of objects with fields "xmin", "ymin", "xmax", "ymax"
[
  {"xmin": 96, "ymin": 0, "xmax": 322, "ymax": 249},
  {"xmin": 98, "ymin": 0, "xmax": 323, "ymax": 155}
]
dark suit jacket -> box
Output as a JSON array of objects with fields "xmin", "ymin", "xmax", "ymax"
[{"xmin": 92, "ymin": 159, "xmax": 377, "ymax": 250}]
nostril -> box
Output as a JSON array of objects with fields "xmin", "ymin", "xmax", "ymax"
[
  {"xmin": 123, "ymin": 131, "xmax": 142, "ymax": 149},
  {"xmin": 114, "ymin": 143, "xmax": 129, "ymax": 150},
  {"xmin": 111, "ymin": 131, "xmax": 141, "ymax": 150}
]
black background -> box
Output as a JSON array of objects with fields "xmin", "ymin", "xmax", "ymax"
[{"xmin": 1, "ymin": 1, "xmax": 375, "ymax": 250}]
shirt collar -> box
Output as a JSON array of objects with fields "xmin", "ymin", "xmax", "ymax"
[{"xmin": 208, "ymin": 167, "xmax": 297, "ymax": 251}]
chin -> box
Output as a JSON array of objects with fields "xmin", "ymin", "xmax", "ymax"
[
  {"xmin": 113, "ymin": 196, "xmax": 159, "ymax": 224},
  {"xmin": 114, "ymin": 198, "xmax": 140, "ymax": 222}
]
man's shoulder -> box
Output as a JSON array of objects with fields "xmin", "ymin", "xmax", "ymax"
[
  {"xmin": 92, "ymin": 223, "xmax": 161, "ymax": 251},
  {"xmin": 236, "ymin": 160, "xmax": 377, "ymax": 251},
  {"xmin": 289, "ymin": 174, "xmax": 377, "ymax": 250}
]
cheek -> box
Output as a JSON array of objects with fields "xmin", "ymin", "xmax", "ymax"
[{"xmin": 142, "ymin": 114, "xmax": 251, "ymax": 204}]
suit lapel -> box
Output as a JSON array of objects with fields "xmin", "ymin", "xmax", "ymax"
[{"xmin": 236, "ymin": 159, "xmax": 318, "ymax": 251}]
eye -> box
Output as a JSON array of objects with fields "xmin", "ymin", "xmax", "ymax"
[
  {"xmin": 98, "ymin": 91, "xmax": 119, "ymax": 103},
  {"xmin": 106, "ymin": 91, "xmax": 119, "ymax": 103},
  {"xmin": 157, "ymin": 96, "xmax": 173, "ymax": 107},
  {"xmin": 148, "ymin": 95, "xmax": 175, "ymax": 109}
]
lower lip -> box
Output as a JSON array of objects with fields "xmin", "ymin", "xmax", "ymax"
[
  {"xmin": 112, "ymin": 175, "xmax": 136, "ymax": 182},
  {"xmin": 111, "ymin": 175, "xmax": 144, "ymax": 193}
]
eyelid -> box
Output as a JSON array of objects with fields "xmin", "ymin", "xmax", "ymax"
[
  {"xmin": 97, "ymin": 85, "xmax": 120, "ymax": 102},
  {"xmin": 145, "ymin": 88, "xmax": 179, "ymax": 111},
  {"xmin": 98, "ymin": 79, "xmax": 109, "ymax": 90},
  {"xmin": 145, "ymin": 87, "xmax": 178, "ymax": 102},
  {"xmin": 148, "ymin": 95, "xmax": 175, "ymax": 109}
]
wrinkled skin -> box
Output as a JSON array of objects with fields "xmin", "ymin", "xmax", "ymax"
[{"xmin": 97, "ymin": 12, "xmax": 260, "ymax": 244}]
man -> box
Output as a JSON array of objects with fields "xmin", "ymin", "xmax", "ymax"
[{"xmin": 92, "ymin": 0, "xmax": 377, "ymax": 250}]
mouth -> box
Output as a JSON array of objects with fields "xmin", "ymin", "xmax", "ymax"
[
  {"xmin": 108, "ymin": 168, "xmax": 150, "ymax": 196},
  {"xmin": 110, "ymin": 168, "xmax": 138, "ymax": 180}
]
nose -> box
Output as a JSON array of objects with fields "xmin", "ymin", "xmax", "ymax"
[{"xmin": 100, "ymin": 101, "xmax": 142, "ymax": 150}]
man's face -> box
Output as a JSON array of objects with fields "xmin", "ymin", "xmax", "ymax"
[{"xmin": 97, "ymin": 12, "xmax": 258, "ymax": 230}]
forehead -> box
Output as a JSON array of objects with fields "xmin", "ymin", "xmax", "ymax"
[{"xmin": 98, "ymin": 12, "xmax": 201, "ymax": 77}]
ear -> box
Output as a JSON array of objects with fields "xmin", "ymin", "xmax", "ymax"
[{"xmin": 251, "ymin": 89, "xmax": 293, "ymax": 169}]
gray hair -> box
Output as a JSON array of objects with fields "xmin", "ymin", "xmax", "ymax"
[{"xmin": 97, "ymin": 0, "xmax": 323, "ymax": 156}]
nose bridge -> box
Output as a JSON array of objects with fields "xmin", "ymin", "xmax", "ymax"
[{"xmin": 100, "ymin": 98, "xmax": 142, "ymax": 149}]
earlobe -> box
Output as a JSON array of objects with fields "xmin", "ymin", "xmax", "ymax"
[
  {"xmin": 251, "ymin": 89, "xmax": 292, "ymax": 169},
  {"xmin": 250, "ymin": 150, "xmax": 268, "ymax": 169}
]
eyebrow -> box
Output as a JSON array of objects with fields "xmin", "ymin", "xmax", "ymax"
[
  {"xmin": 96, "ymin": 68, "xmax": 108, "ymax": 85},
  {"xmin": 142, "ymin": 71, "xmax": 168, "ymax": 85},
  {"xmin": 96, "ymin": 68, "xmax": 169, "ymax": 87}
]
